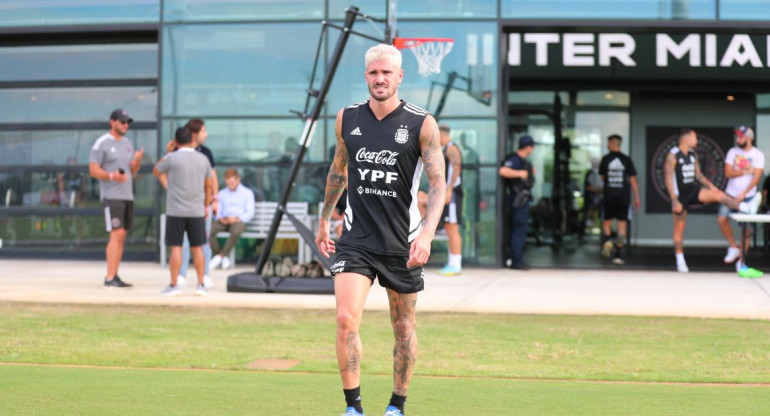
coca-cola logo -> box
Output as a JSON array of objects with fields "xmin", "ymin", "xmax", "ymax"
[{"xmin": 355, "ymin": 148, "xmax": 398, "ymax": 166}]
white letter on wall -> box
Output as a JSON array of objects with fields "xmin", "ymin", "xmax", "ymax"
[
  {"xmin": 508, "ymin": 33, "xmax": 520, "ymax": 66},
  {"xmin": 720, "ymin": 34, "xmax": 763, "ymax": 67},
  {"xmin": 656, "ymin": 33, "xmax": 701, "ymax": 67},
  {"xmin": 563, "ymin": 33, "xmax": 595, "ymax": 66},
  {"xmin": 599, "ymin": 33, "xmax": 637, "ymax": 66},
  {"xmin": 524, "ymin": 33, "xmax": 559, "ymax": 66}
]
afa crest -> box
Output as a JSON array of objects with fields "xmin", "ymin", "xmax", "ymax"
[{"xmin": 395, "ymin": 125, "xmax": 409, "ymax": 144}]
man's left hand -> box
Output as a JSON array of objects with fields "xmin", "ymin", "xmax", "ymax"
[{"xmin": 407, "ymin": 232, "xmax": 432, "ymax": 268}]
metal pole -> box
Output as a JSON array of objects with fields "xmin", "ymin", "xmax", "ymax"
[{"xmin": 255, "ymin": 6, "xmax": 360, "ymax": 275}]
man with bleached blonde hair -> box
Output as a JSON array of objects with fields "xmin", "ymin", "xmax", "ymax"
[{"xmin": 316, "ymin": 43, "xmax": 446, "ymax": 416}]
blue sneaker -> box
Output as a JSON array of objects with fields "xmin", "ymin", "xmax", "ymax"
[
  {"xmin": 342, "ymin": 407, "xmax": 364, "ymax": 416},
  {"xmin": 384, "ymin": 406, "xmax": 403, "ymax": 416},
  {"xmin": 438, "ymin": 265, "xmax": 461, "ymax": 276}
]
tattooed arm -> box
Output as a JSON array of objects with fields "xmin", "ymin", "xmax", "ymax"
[
  {"xmin": 315, "ymin": 108, "xmax": 348, "ymax": 258},
  {"xmin": 664, "ymin": 152, "xmax": 681, "ymax": 214},
  {"xmin": 693, "ymin": 154, "xmax": 716, "ymax": 189},
  {"xmin": 444, "ymin": 144, "xmax": 461, "ymax": 205},
  {"xmin": 407, "ymin": 115, "xmax": 446, "ymax": 268}
]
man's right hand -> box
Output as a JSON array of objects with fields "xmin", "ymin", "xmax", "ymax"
[
  {"xmin": 315, "ymin": 219, "xmax": 335, "ymax": 258},
  {"xmin": 113, "ymin": 171, "xmax": 128, "ymax": 183},
  {"xmin": 672, "ymin": 200, "xmax": 683, "ymax": 215},
  {"xmin": 165, "ymin": 140, "xmax": 176, "ymax": 154}
]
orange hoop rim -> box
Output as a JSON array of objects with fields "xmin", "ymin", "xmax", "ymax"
[{"xmin": 393, "ymin": 37, "xmax": 454, "ymax": 50}]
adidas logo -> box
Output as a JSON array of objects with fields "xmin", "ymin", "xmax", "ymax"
[{"xmin": 351, "ymin": 127, "xmax": 362, "ymax": 136}]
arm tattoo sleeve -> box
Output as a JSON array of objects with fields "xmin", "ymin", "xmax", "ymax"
[
  {"xmin": 322, "ymin": 137, "xmax": 348, "ymax": 221},
  {"xmin": 420, "ymin": 121, "xmax": 447, "ymax": 237},
  {"xmin": 664, "ymin": 153, "xmax": 678, "ymax": 202}
]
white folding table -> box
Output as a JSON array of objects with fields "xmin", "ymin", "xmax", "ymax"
[{"xmin": 728, "ymin": 213, "xmax": 770, "ymax": 273}]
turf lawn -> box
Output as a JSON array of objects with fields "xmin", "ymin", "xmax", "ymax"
[{"xmin": 1, "ymin": 302, "xmax": 769, "ymax": 415}]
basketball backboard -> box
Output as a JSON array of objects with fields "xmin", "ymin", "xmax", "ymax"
[{"xmin": 467, "ymin": 32, "xmax": 494, "ymax": 105}]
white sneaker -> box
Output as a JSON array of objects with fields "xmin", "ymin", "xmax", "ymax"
[
  {"xmin": 677, "ymin": 261, "xmax": 689, "ymax": 273},
  {"xmin": 203, "ymin": 275, "xmax": 214, "ymax": 289},
  {"xmin": 739, "ymin": 195, "xmax": 762, "ymax": 214},
  {"xmin": 161, "ymin": 285, "xmax": 181, "ymax": 297},
  {"xmin": 723, "ymin": 246, "xmax": 741, "ymax": 264},
  {"xmin": 176, "ymin": 275, "xmax": 188, "ymax": 288},
  {"xmin": 195, "ymin": 284, "xmax": 208, "ymax": 297},
  {"xmin": 209, "ymin": 255, "xmax": 223, "ymax": 269},
  {"xmin": 221, "ymin": 256, "xmax": 232, "ymax": 270}
]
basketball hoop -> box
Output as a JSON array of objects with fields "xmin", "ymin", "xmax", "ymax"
[{"xmin": 394, "ymin": 37, "xmax": 454, "ymax": 77}]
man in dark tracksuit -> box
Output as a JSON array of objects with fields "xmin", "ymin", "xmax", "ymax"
[{"xmin": 500, "ymin": 135, "xmax": 535, "ymax": 270}]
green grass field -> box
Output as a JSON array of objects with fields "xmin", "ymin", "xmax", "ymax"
[{"xmin": 1, "ymin": 302, "xmax": 769, "ymax": 415}]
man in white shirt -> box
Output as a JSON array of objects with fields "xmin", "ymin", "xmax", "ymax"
[
  {"xmin": 717, "ymin": 126, "xmax": 765, "ymax": 275},
  {"xmin": 209, "ymin": 168, "xmax": 255, "ymax": 269}
]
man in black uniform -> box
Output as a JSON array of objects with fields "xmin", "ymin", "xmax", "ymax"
[
  {"xmin": 664, "ymin": 128, "xmax": 759, "ymax": 272},
  {"xmin": 315, "ymin": 44, "xmax": 446, "ymax": 416},
  {"xmin": 499, "ymin": 135, "xmax": 535, "ymax": 270},
  {"xmin": 598, "ymin": 134, "xmax": 640, "ymax": 265}
]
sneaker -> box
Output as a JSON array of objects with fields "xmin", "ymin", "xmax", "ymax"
[
  {"xmin": 203, "ymin": 275, "xmax": 214, "ymax": 289},
  {"xmin": 221, "ymin": 256, "xmax": 232, "ymax": 270},
  {"xmin": 601, "ymin": 240, "xmax": 614, "ymax": 258},
  {"xmin": 723, "ymin": 246, "xmax": 741, "ymax": 264},
  {"xmin": 161, "ymin": 285, "xmax": 181, "ymax": 297},
  {"xmin": 177, "ymin": 275, "xmax": 188, "ymax": 288},
  {"xmin": 384, "ymin": 406, "xmax": 403, "ymax": 416},
  {"xmin": 342, "ymin": 407, "xmax": 364, "ymax": 416},
  {"xmin": 210, "ymin": 255, "xmax": 223, "ymax": 270},
  {"xmin": 195, "ymin": 284, "xmax": 208, "ymax": 297},
  {"xmin": 438, "ymin": 265, "xmax": 462, "ymax": 276},
  {"xmin": 104, "ymin": 275, "xmax": 133, "ymax": 288},
  {"xmin": 738, "ymin": 266, "xmax": 764, "ymax": 279},
  {"xmin": 739, "ymin": 195, "xmax": 763, "ymax": 214},
  {"xmin": 612, "ymin": 254, "xmax": 625, "ymax": 265},
  {"xmin": 676, "ymin": 261, "xmax": 689, "ymax": 273}
]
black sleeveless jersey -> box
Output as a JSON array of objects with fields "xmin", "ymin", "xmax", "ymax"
[
  {"xmin": 672, "ymin": 147, "xmax": 698, "ymax": 196},
  {"xmin": 337, "ymin": 100, "xmax": 429, "ymax": 255}
]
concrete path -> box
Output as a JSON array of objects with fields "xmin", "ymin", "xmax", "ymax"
[{"xmin": 1, "ymin": 260, "xmax": 769, "ymax": 319}]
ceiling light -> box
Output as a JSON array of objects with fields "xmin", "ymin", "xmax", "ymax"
[{"xmin": 727, "ymin": 95, "xmax": 735, "ymax": 101}]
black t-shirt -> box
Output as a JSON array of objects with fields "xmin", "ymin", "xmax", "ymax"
[
  {"xmin": 672, "ymin": 148, "xmax": 698, "ymax": 196},
  {"xmin": 599, "ymin": 151, "xmax": 636, "ymax": 200},
  {"xmin": 336, "ymin": 100, "xmax": 429, "ymax": 255},
  {"xmin": 196, "ymin": 145, "xmax": 215, "ymax": 168},
  {"xmin": 500, "ymin": 152, "xmax": 533, "ymax": 194}
]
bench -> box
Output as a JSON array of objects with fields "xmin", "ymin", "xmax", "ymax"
[{"xmin": 160, "ymin": 201, "xmax": 312, "ymax": 267}]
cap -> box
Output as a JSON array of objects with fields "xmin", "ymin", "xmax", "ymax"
[
  {"xmin": 735, "ymin": 125, "xmax": 754, "ymax": 139},
  {"xmin": 438, "ymin": 123, "xmax": 450, "ymax": 132},
  {"xmin": 518, "ymin": 135, "xmax": 535, "ymax": 149},
  {"xmin": 110, "ymin": 109, "xmax": 133, "ymax": 123}
]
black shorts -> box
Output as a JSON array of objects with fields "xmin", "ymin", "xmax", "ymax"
[
  {"xmin": 103, "ymin": 199, "xmax": 134, "ymax": 231},
  {"xmin": 330, "ymin": 245, "xmax": 424, "ymax": 293},
  {"xmin": 166, "ymin": 216, "xmax": 206, "ymax": 247},
  {"xmin": 601, "ymin": 196, "xmax": 630, "ymax": 221},
  {"xmin": 678, "ymin": 185, "xmax": 703, "ymax": 212},
  {"xmin": 439, "ymin": 188, "xmax": 464, "ymax": 227}
]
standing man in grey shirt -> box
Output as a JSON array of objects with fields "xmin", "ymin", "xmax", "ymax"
[
  {"xmin": 154, "ymin": 126, "xmax": 213, "ymax": 296},
  {"xmin": 89, "ymin": 109, "xmax": 144, "ymax": 288}
]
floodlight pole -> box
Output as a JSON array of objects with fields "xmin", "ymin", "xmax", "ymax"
[{"xmin": 254, "ymin": 7, "xmax": 361, "ymax": 276}]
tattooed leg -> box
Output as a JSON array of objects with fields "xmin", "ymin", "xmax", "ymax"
[
  {"xmin": 672, "ymin": 211, "xmax": 686, "ymax": 255},
  {"xmin": 335, "ymin": 273, "xmax": 372, "ymax": 389},
  {"xmin": 388, "ymin": 289, "xmax": 418, "ymax": 396}
]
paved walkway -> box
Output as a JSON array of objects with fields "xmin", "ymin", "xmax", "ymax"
[{"xmin": 1, "ymin": 260, "xmax": 769, "ymax": 319}]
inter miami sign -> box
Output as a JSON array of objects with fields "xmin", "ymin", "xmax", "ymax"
[{"xmin": 507, "ymin": 30, "xmax": 770, "ymax": 81}]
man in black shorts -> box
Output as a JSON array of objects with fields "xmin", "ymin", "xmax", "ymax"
[
  {"xmin": 664, "ymin": 128, "xmax": 759, "ymax": 272},
  {"xmin": 598, "ymin": 134, "xmax": 640, "ymax": 265},
  {"xmin": 438, "ymin": 124, "xmax": 464, "ymax": 276},
  {"xmin": 315, "ymin": 43, "xmax": 445, "ymax": 416},
  {"xmin": 89, "ymin": 109, "xmax": 144, "ymax": 288},
  {"xmin": 154, "ymin": 127, "xmax": 212, "ymax": 296}
]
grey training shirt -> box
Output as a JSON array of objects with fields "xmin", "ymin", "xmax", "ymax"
[
  {"xmin": 89, "ymin": 133, "xmax": 135, "ymax": 201},
  {"xmin": 155, "ymin": 147, "xmax": 212, "ymax": 217}
]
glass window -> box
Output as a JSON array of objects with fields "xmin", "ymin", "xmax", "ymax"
[
  {"xmin": 502, "ymin": 0, "xmax": 716, "ymax": 19},
  {"xmin": 720, "ymin": 0, "xmax": 770, "ymax": 20},
  {"xmin": 0, "ymin": 87, "xmax": 157, "ymax": 123},
  {"xmin": 163, "ymin": 0, "xmax": 323, "ymax": 22},
  {"xmin": 440, "ymin": 119, "xmax": 498, "ymax": 164},
  {"xmin": 398, "ymin": 0, "xmax": 497, "ymax": 18},
  {"xmin": 328, "ymin": 21, "xmax": 498, "ymax": 117},
  {"xmin": 162, "ymin": 23, "xmax": 319, "ymax": 116},
  {"xmin": 0, "ymin": 0, "xmax": 160, "ymax": 27},
  {"xmin": 0, "ymin": 44, "xmax": 158, "ymax": 82},
  {"xmin": 0, "ymin": 128, "xmax": 158, "ymax": 167},
  {"xmin": 576, "ymin": 91, "xmax": 630, "ymax": 107},
  {"xmin": 328, "ymin": 0, "xmax": 386, "ymax": 19}
]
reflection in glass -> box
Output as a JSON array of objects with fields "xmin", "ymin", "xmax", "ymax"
[
  {"xmin": 0, "ymin": 44, "xmax": 158, "ymax": 82},
  {"xmin": 0, "ymin": 87, "xmax": 158, "ymax": 123},
  {"xmin": 0, "ymin": 0, "xmax": 160, "ymax": 27},
  {"xmin": 719, "ymin": 0, "xmax": 770, "ymax": 20},
  {"xmin": 164, "ymin": 0, "xmax": 323, "ymax": 21},
  {"xmin": 502, "ymin": 0, "xmax": 716, "ymax": 19},
  {"xmin": 0, "ymin": 129, "xmax": 158, "ymax": 167},
  {"xmin": 162, "ymin": 23, "xmax": 318, "ymax": 116},
  {"xmin": 399, "ymin": 0, "xmax": 497, "ymax": 18}
]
